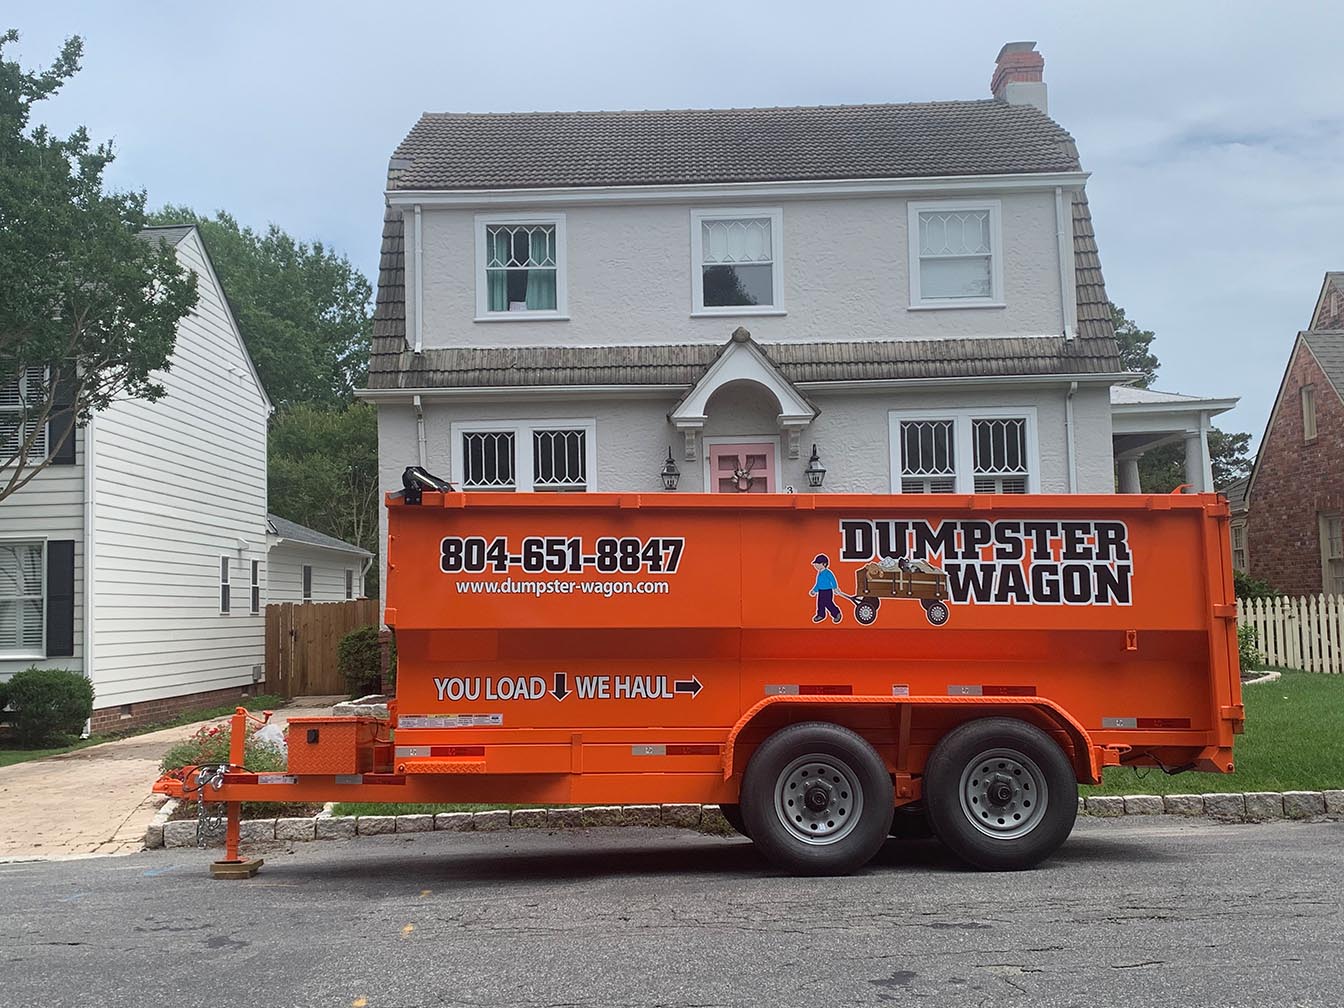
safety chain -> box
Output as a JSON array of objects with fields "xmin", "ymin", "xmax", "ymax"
[{"xmin": 193, "ymin": 765, "xmax": 228, "ymax": 848}]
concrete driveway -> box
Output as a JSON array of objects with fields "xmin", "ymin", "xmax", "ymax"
[
  {"xmin": 0, "ymin": 698, "xmax": 337, "ymax": 860},
  {"xmin": 0, "ymin": 817, "xmax": 1339, "ymax": 1006}
]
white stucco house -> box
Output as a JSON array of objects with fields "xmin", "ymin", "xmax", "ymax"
[
  {"xmin": 359, "ymin": 42, "xmax": 1230, "ymax": 593},
  {"xmin": 1, "ymin": 225, "xmax": 369, "ymax": 731}
]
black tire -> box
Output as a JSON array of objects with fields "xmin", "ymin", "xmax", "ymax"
[
  {"xmin": 924, "ymin": 717, "xmax": 1077, "ymax": 870},
  {"xmin": 718, "ymin": 803, "xmax": 750, "ymax": 838},
  {"xmin": 854, "ymin": 597, "xmax": 880, "ymax": 626},
  {"xmin": 740, "ymin": 721, "xmax": 894, "ymax": 876},
  {"xmin": 923, "ymin": 599, "xmax": 950, "ymax": 626}
]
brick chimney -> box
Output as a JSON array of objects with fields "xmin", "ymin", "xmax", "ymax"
[{"xmin": 991, "ymin": 41, "xmax": 1047, "ymax": 114}]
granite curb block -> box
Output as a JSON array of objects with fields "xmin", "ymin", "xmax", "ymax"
[{"xmin": 148, "ymin": 794, "xmax": 1344, "ymax": 849}]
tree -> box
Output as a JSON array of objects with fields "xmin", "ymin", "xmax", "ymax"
[
  {"xmin": 0, "ymin": 31, "xmax": 197, "ymax": 502},
  {"xmin": 1111, "ymin": 303, "xmax": 1158, "ymax": 389},
  {"xmin": 1109, "ymin": 302, "xmax": 1252, "ymax": 492},
  {"xmin": 268, "ymin": 402, "xmax": 379, "ymax": 593},
  {"xmin": 146, "ymin": 206, "xmax": 372, "ymax": 408}
]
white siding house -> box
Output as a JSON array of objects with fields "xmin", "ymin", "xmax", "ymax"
[
  {"xmin": 2, "ymin": 225, "xmax": 273, "ymax": 730},
  {"xmin": 266, "ymin": 514, "xmax": 372, "ymax": 603}
]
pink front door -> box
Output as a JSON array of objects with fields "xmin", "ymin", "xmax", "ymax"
[{"xmin": 708, "ymin": 442, "xmax": 776, "ymax": 493}]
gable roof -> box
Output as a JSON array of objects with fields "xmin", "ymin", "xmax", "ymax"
[
  {"xmin": 1303, "ymin": 331, "xmax": 1344, "ymax": 396},
  {"xmin": 1309, "ymin": 272, "xmax": 1344, "ymax": 330},
  {"xmin": 267, "ymin": 514, "xmax": 371, "ymax": 557},
  {"xmin": 139, "ymin": 224, "xmax": 273, "ymax": 413},
  {"xmin": 387, "ymin": 100, "xmax": 1082, "ymax": 191}
]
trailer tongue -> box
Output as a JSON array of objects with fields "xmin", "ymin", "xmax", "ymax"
[{"xmin": 155, "ymin": 483, "xmax": 1242, "ymax": 877}]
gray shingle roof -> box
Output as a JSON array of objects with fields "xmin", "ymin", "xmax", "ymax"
[
  {"xmin": 137, "ymin": 224, "xmax": 195, "ymax": 248},
  {"xmin": 388, "ymin": 100, "xmax": 1081, "ymax": 191},
  {"xmin": 369, "ymin": 99, "xmax": 1120, "ymax": 388},
  {"xmin": 1304, "ymin": 331, "xmax": 1344, "ymax": 394},
  {"xmin": 267, "ymin": 514, "xmax": 371, "ymax": 557},
  {"xmin": 1221, "ymin": 475, "xmax": 1249, "ymax": 511}
]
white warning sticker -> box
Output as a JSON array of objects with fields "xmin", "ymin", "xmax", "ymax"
[
  {"xmin": 399, "ymin": 713, "xmax": 504, "ymax": 729},
  {"xmin": 258, "ymin": 774, "xmax": 296, "ymax": 785}
]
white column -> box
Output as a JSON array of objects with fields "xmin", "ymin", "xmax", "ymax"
[
  {"xmin": 1117, "ymin": 455, "xmax": 1142, "ymax": 494},
  {"xmin": 1183, "ymin": 427, "xmax": 1213, "ymax": 492}
]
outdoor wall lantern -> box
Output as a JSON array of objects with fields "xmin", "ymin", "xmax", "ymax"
[
  {"xmin": 804, "ymin": 444, "xmax": 827, "ymax": 489},
  {"xmin": 659, "ymin": 446, "xmax": 681, "ymax": 491}
]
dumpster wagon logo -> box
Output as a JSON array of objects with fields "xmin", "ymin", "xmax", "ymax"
[{"xmin": 829, "ymin": 518, "xmax": 1133, "ymax": 627}]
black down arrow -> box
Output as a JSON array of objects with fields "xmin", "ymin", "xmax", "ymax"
[
  {"xmin": 551, "ymin": 672, "xmax": 571, "ymax": 701},
  {"xmin": 673, "ymin": 677, "xmax": 703, "ymax": 697}
]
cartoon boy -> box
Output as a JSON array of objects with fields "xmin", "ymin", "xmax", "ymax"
[{"xmin": 810, "ymin": 553, "xmax": 843, "ymax": 624}]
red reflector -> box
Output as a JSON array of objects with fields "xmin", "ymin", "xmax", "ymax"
[
  {"xmin": 982, "ymin": 686, "xmax": 1037, "ymax": 697},
  {"xmin": 1136, "ymin": 717, "xmax": 1192, "ymax": 730},
  {"xmin": 799, "ymin": 684, "xmax": 853, "ymax": 695},
  {"xmin": 429, "ymin": 745, "xmax": 485, "ymax": 757},
  {"xmin": 665, "ymin": 744, "xmax": 719, "ymax": 756}
]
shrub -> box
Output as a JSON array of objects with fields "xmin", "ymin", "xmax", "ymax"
[
  {"xmin": 338, "ymin": 625, "xmax": 395, "ymax": 698},
  {"xmin": 1235, "ymin": 570, "xmax": 1278, "ymax": 600},
  {"xmin": 0, "ymin": 667, "xmax": 95, "ymax": 747},
  {"xmin": 160, "ymin": 721, "xmax": 286, "ymax": 775},
  {"xmin": 1238, "ymin": 625, "xmax": 1265, "ymax": 671}
]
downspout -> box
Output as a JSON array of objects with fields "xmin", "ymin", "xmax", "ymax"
[
  {"xmin": 1065, "ymin": 381, "xmax": 1078, "ymax": 493},
  {"xmin": 413, "ymin": 393, "xmax": 428, "ymax": 468},
  {"xmin": 413, "ymin": 204, "xmax": 424, "ymax": 354},
  {"xmin": 81, "ymin": 414, "xmax": 96, "ymax": 738},
  {"xmin": 1054, "ymin": 187, "xmax": 1076, "ymax": 341}
]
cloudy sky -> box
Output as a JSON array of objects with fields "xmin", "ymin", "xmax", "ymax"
[{"xmin": 9, "ymin": 1, "xmax": 1343, "ymax": 444}]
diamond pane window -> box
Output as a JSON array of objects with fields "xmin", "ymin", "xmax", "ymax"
[
  {"xmin": 462, "ymin": 431, "xmax": 516, "ymax": 490},
  {"xmin": 533, "ymin": 429, "xmax": 587, "ymax": 492},
  {"xmin": 0, "ymin": 367, "xmax": 48, "ymax": 460},
  {"xmin": 972, "ymin": 418, "xmax": 1029, "ymax": 493},
  {"xmin": 900, "ymin": 420, "xmax": 956, "ymax": 494},
  {"xmin": 484, "ymin": 223, "xmax": 558, "ymax": 312},
  {"xmin": 0, "ymin": 540, "xmax": 44, "ymax": 655},
  {"xmin": 914, "ymin": 206, "xmax": 996, "ymax": 301}
]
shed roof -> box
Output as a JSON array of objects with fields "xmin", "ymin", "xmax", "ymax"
[{"xmin": 267, "ymin": 514, "xmax": 371, "ymax": 557}]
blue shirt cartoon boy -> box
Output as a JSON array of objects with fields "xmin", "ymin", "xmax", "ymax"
[{"xmin": 810, "ymin": 553, "xmax": 843, "ymax": 624}]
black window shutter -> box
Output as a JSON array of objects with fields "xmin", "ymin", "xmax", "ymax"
[
  {"xmin": 48, "ymin": 378, "xmax": 77, "ymax": 466},
  {"xmin": 46, "ymin": 540, "xmax": 76, "ymax": 658}
]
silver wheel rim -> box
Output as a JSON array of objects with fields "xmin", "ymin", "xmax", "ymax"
[
  {"xmin": 774, "ymin": 754, "xmax": 864, "ymax": 845},
  {"xmin": 958, "ymin": 747, "xmax": 1049, "ymax": 840},
  {"xmin": 857, "ymin": 603, "xmax": 876, "ymax": 623},
  {"xmin": 929, "ymin": 603, "xmax": 948, "ymax": 624}
]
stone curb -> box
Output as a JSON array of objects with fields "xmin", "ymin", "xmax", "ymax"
[{"xmin": 146, "ymin": 792, "xmax": 1344, "ymax": 849}]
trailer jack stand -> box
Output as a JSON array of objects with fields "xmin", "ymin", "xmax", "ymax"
[{"xmin": 208, "ymin": 800, "xmax": 263, "ymax": 880}]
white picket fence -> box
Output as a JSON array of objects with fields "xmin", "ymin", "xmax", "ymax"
[{"xmin": 1238, "ymin": 595, "xmax": 1344, "ymax": 674}]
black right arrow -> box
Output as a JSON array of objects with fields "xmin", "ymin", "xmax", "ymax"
[
  {"xmin": 674, "ymin": 677, "xmax": 703, "ymax": 698},
  {"xmin": 551, "ymin": 672, "xmax": 571, "ymax": 701}
]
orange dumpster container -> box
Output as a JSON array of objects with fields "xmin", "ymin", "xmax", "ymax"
[{"xmin": 158, "ymin": 486, "xmax": 1242, "ymax": 877}]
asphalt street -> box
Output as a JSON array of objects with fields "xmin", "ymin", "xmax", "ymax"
[{"xmin": 1, "ymin": 817, "xmax": 1340, "ymax": 1008}]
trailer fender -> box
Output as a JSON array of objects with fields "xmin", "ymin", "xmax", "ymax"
[{"xmin": 723, "ymin": 695, "xmax": 1100, "ymax": 784}]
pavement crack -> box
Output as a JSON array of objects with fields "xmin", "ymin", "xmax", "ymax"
[{"xmin": 1112, "ymin": 960, "xmax": 1166, "ymax": 969}]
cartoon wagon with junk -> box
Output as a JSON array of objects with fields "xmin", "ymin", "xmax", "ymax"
[{"xmin": 844, "ymin": 556, "xmax": 952, "ymax": 626}]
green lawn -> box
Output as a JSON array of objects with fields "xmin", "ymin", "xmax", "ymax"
[
  {"xmin": 1082, "ymin": 670, "xmax": 1344, "ymax": 796},
  {"xmin": 0, "ymin": 693, "xmax": 286, "ymax": 769}
]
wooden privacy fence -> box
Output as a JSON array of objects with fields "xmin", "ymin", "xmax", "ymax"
[
  {"xmin": 1238, "ymin": 595, "xmax": 1344, "ymax": 674},
  {"xmin": 265, "ymin": 598, "xmax": 380, "ymax": 697}
]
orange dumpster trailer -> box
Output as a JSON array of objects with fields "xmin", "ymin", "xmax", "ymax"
[{"xmin": 157, "ymin": 484, "xmax": 1243, "ymax": 877}]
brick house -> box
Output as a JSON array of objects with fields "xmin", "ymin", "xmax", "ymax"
[{"xmin": 1245, "ymin": 273, "xmax": 1344, "ymax": 594}]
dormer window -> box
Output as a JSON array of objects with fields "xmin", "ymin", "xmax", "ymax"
[
  {"xmin": 908, "ymin": 199, "xmax": 1004, "ymax": 308},
  {"xmin": 474, "ymin": 213, "xmax": 567, "ymax": 320}
]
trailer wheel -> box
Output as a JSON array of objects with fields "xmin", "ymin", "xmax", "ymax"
[
  {"xmin": 924, "ymin": 717, "xmax": 1077, "ymax": 870},
  {"xmin": 717, "ymin": 804, "xmax": 750, "ymax": 838},
  {"xmin": 854, "ymin": 597, "xmax": 880, "ymax": 625},
  {"xmin": 922, "ymin": 600, "xmax": 950, "ymax": 626},
  {"xmin": 740, "ymin": 722, "xmax": 894, "ymax": 876}
]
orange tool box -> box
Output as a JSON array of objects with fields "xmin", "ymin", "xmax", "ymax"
[
  {"xmin": 157, "ymin": 482, "xmax": 1242, "ymax": 878},
  {"xmin": 285, "ymin": 718, "xmax": 385, "ymax": 776}
]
